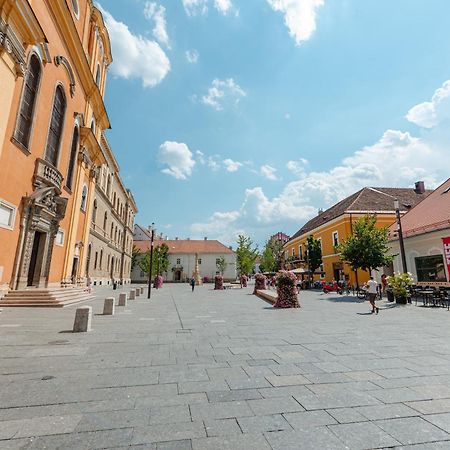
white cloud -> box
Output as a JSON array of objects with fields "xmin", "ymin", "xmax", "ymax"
[
  {"xmin": 182, "ymin": 0, "xmax": 235, "ymax": 16},
  {"xmin": 185, "ymin": 49, "xmax": 199, "ymax": 63},
  {"xmin": 406, "ymin": 80, "xmax": 450, "ymax": 128},
  {"xmin": 260, "ymin": 164, "xmax": 278, "ymax": 180},
  {"xmin": 144, "ymin": 2, "xmax": 170, "ymax": 48},
  {"xmin": 191, "ymin": 80, "xmax": 450, "ymax": 244},
  {"xmin": 99, "ymin": 5, "xmax": 170, "ymax": 88},
  {"xmin": 267, "ymin": 0, "xmax": 324, "ymax": 46},
  {"xmin": 182, "ymin": 0, "xmax": 208, "ymax": 16},
  {"xmin": 201, "ymin": 78, "xmax": 246, "ymax": 111},
  {"xmin": 157, "ymin": 141, "xmax": 196, "ymax": 180},
  {"xmin": 223, "ymin": 158, "xmax": 243, "ymax": 172},
  {"xmin": 214, "ymin": 0, "xmax": 233, "ymax": 14}
]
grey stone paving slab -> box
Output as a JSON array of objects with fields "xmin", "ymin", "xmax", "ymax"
[
  {"xmin": 293, "ymin": 390, "xmax": 380, "ymax": 410},
  {"xmin": 203, "ymin": 418, "xmax": 242, "ymax": 437},
  {"xmin": 247, "ymin": 397, "xmax": 305, "ymax": 415},
  {"xmin": 343, "ymin": 370, "xmax": 385, "ymax": 381},
  {"xmin": 356, "ymin": 403, "xmax": 419, "ymax": 420},
  {"xmin": 206, "ymin": 389, "xmax": 261, "ymax": 402},
  {"xmin": 191, "ymin": 433, "xmax": 271, "ymax": 450},
  {"xmin": 156, "ymin": 440, "xmax": 192, "ymax": 450},
  {"xmin": 237, "ymin": 414, "xmax": 292, "ymax": 433},
  {"xmin": 375, "ymin": 416, "xmax": 450, "ymax": 445},
  {"xmin": 258, "ymin": 385, "xmax": 312, "ymax": 399},
  {"xmin": 226, "ymin": 377, "xmax": 271, "ymax": 390},
  {"xmin": 178, "ymin": 380, "xmax": 229, "ymax": 394},
  {"xmin": 408, "ymin": 399, "xmax": 450, "ymax": 415},
  {"xmin": 423, "ymin": 413, "xmax": 450, "ymax": 433},
  {"xmin": 136, "ymin": 393, "xmax": 207, "ymax": 408},
  {"xmin": 75, "ymin": 409, "xmax": 148, "ymax": 432},
  {"xmin": 265, "ymin": 427, "xmax": 348, "ymax": 450},
  {"xmin": 149, "ymin": 405, "xmax": 191, "ymax": 425},
  {"xmin": 190, "ymin": 401, "xmax": 254, "ymax": 421},
  {"xmin": 266, "ymin": 374, "xmax": 309, "ymax": 387},
  {"xmin": 132, "ymin": 421, "xmax": 206, "ymax": 445},
  {"xmin": 283, "ymin": 410, "xmax": 337, "ymax": 429},
  {"xmin": 328, "ymin": 421, "xmax": 401, "ymax": 448},
  {"xmin": 326, "ymin": 407, "xmax": 368, "ymax": 424}
]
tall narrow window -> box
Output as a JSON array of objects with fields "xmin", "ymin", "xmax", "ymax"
[
  {"xmin": 45, "ymin": 85, "xmax": 66, "ymax": 166},
  {"xmin": 92, "ymin": 199, "xmax": 97, "ymax": 223},
  {"xmin": 66, "ymin": 127, "xmax": 79, "ymax": 190},
  {"xmin": 95, "ymin": 65, "xmax": 101, "ymax": 87},
  {"xmin": 15, "ymin": 54, "xmax": 41, "ymax": 149},
  {"xmin": 80, "ymin": 185, "xmax": 88, "ymax": 211}
]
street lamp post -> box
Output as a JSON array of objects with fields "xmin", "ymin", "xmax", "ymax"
[
  {"xmin": 394, "ymin": 199, "xmax": 408, "ymax": 273},
  {"xmin": 147, "ymin": 223, "xmax": 155, "ymax": 299}
]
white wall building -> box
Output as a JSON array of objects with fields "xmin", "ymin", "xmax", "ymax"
[
  {"xmin": 132, "ymin": 226, "xmax": 236, "ymax": 282},
  {"xmin": 388, "ymin": 178, "xmax": 450, "ymax": 287}
]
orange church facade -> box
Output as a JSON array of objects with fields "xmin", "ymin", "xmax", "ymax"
[{"xmin": 0, "ymin": 0, "xmax": 136, "ymax": 300}]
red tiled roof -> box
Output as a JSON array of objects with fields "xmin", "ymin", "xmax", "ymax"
[
  {"xmin": 134, "ymin": 239, "xmax": 234, "ymax": 254},
  {"xmin": 290, "ymin": 186, "xmax": 430, "ymax": 241},
  {"xmin": 389, "ymin": 178, "xmax": 450, "ymax": 238}
]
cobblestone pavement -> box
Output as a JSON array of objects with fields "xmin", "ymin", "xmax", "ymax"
[{"xmin": 2, "ymin": 284, "xmax": 450, "ymax": 449}]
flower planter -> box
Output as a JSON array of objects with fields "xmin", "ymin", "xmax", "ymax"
[
  {"xmin": 214, "ymin": 275, "xmax": 224, "ymax": 290},
  {"xmin": 253, "ymin": 274, "xmax": 267, "ymax": 294},
  {"xmin": 395, "ymin": 295, "xmax": 407, "ymax": 304},
  {"xmin": 273, "ymin": 270, "xmax": 300, "ymax": 308}
]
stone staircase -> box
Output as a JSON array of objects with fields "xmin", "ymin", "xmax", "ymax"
[{"xmin": 0, "ymin": 287, "xmax": 95, "ymax": 307}]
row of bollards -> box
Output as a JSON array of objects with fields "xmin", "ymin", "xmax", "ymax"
[{"xmin": 73, "ymin": 286, "xmax": 145, "ymax": 332}]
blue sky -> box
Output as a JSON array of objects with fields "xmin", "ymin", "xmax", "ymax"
[{"xmin": 99, "ymin": 0, "xmax": 450, "ymax": 246}]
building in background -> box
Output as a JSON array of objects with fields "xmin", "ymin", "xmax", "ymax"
[
  {"xmin": 284, "ymin": 184, "xmax": 429, "ymax": 286},
  {"xmin": 388, "ymin": 178, "xmax": 450, "ymax": 287},
  {"xmin": 132, "ymin": 228, "xmax": 236, "ymax": 282},
  {"xmin": 270, "ymin": 232, "xmax": 290, "ymax": 245},
  {"xmin": 0, "ymin": 1, "xmax": 136, "ymax": 305}
]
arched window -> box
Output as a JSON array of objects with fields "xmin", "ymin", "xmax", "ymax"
[
  {"xmin": 80, "ymin": 185, "xmax": 88, "ymax": 211},
  {"xmin": 86, "ymin": 244, "xmax": 92, "ymax": 277},
  {"xmin": 66, "ymin": 126, "xmax": 79, "ymax": 190},
  {"xmin": 95, "ymin": 65, "xmax": 101, "ymax": 87},
  {"xmin": 103, "ymin": 211, "xmax": 107, "ymax": 230},
  {"xmin": 113, "ymin": 192, "xmax": 116, "ymax": 207},
  {"xmin": 15, "ymin": 54, "xmax": 41, "ymax": 149},
  {"xmin": 71, "ymin": 0, "xmax": 79, "ymax": 18},
  {"xmin": 92, "ymin": 199, "xmax": 97, "ymax": 223},
  {"xmin": 45, "ymin": 85, "xmax": 66, "ymax": 166}
]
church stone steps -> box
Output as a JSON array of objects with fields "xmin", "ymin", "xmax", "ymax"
[{"xmin": 0, "ymin": 288, "xmax": 95, "ymax": 307}]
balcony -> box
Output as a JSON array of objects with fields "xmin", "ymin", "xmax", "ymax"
[{"xmin": 33, "ymin": 158, "xmax": 63, "ymax": 193}]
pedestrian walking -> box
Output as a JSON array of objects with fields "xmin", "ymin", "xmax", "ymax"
[
  {"xmin": 381, "ymin": 274, "xmax": 388, "ymax": 297},
  {"xmin": 190, "ymin": 277, "xmax": 196, "ymax": 292},
  {"xmin": 366, "ymin": 276, "xmax": 379, "ymax": 314}
]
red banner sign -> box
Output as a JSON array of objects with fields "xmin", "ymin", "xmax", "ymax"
[{"xmin": 443, "ymin": 237, "xmax": 450, "ymax": 281}]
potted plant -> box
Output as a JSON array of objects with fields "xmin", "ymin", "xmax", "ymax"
[
  {"xmin": 253, "ymin": 273, "xmax": 267, "ymax": 294},
  {"xmin": 214, "ymin": 275, "xmax": 224, "ymax": 290},
  {"xmin": 387, "ymin": 272, "xmax": 413, "ymax": 304}
]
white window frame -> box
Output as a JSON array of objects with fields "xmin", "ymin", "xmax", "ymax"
[
  {"xmin": 198, "ymin": 258, "xmax": 202, "ymax": 265},
  {"xmin": 0, "ymin": 199, "xmax": 16, "ymax": 230},
  {"xmin": 332, "ymin": 231, "xmax": 339, "ymax": 248},
  {"xmin": 299, "ymin": 245, "xmax": 303, "ymax": 260},
  {"xmin": 320, "ymin": 264, "xmax": 325, "ymax": 279},
  {"xmin": 55, "ymin": 228, "xmax": 65, "ymax": 247},
  {"xmin": 80, "ymin": 185, "xmax": 88, "ymax": 212},
  {"xmin": 292, "ymin": 248, "xmax": 295, "ymax": 257},
  {"xmin": 176, "ymin": 258, "xmax": 181, "ymax": 265}
]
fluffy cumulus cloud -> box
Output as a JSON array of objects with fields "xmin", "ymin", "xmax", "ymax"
[
  {"xmin": 191, "ymin": 81, "xmax": 450, "ymax": 244},
  {"xmin": 201, "ymin": 78, "xmax": 246, "ymax": 111},
  {"xmin": 406, "ymin": 80, "xmax": 450, "ymax": 128},
  {"xmin": 185, "ymin": 49, "xmax": 199, "ymax": 63},
  {"xmin": 267, "ymin": 0, "xmax": 324, "ymax": 46},
  {"xmin": 223, "ymin": 159, "xmax": 243, "ymax": 172},
  {"xmin": 157, "ymin": 141, "xmax": 196, "ymax": 180},
  {"xmin": 260, "ymin": 164, "xmax": 278, "ymax": 181},
  {"xmin": 182, "ymin": 0, "xmax": 234, "ymax": 16},
  {"xmin": 99, "ymin": 5, "xmax": 170, "ymax": 88},
  {"xmin": 144, "ymin": 2, "xmax": 170, "ymax": 48}
]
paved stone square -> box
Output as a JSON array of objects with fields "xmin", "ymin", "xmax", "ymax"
[{"xmin": 2, "ymin": 284, "xmax": 450, "ymax": 449}]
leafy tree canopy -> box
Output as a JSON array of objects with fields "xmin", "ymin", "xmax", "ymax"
[
  {"xmin": 216, "ymin": 256, "xmax": 228, "ymax": 275},
  {"xmin": 337, "ymin": 215, "xmax": 394, "ymax": 274},
  {"xmin": 260, "ymin": 238, "xmax": 284, "ymax": 273},
  {"xmin": 138, "ymin": 243, "xmax": 170, "ymax": 277},
  {"xmin": 305, "ymin": 235, "xmax": 322, "ymax": 274},
  {"xmin": 236, "ymin": 234, "xmax": 258, "ymax": 275}
]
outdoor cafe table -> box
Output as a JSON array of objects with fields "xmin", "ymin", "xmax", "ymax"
[{"xmin": 416, "ymin": 289, "xmax": 436, "ymax": 306}]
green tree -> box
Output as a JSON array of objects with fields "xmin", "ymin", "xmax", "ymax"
[
  {"xmin": 216, "ymin": 256, "xmax": 228, "ymax": 275},
  {"xmin": 260, "ymin": 238, "xmax": 284, "ymax": 273},
  {"xmin": 155, "ymin": 243, "xmax": 170, "ymax": 275},
  {"xmin": 337, "ymin": 215, "xmax": 394, "ymax": 282},
  {"xmin": 305, "ymin": 235, "xmax": 322, "ymax": 281},
  {"xmin": 138, "ymin": 243, "xmax": 170, "ymax": 278},
  {"xmin": 236, "ymin": 235, "xmax": 258, "ymax": 275},
  {"xmin": 131, "ymin": 245, "xmax": 141, "ymax": 271}
]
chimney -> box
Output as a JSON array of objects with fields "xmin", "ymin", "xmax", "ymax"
[
  {"xmin": 204, "ymin": 237, "xmax": 208, "ymax": 240},
  {"xmin": 175, "ymin": 237, "xmax": 178, "ymax": 240},
  {"xmin": 187, "ymin": 237, "xmax": 190, "ymax": 240},
  {"xmin": 414, "ymin": 181, "xmax": 425, "ymax": 194},
  {"xmin": 318, "ymin": 208, "xmax": 323, "ymax": 215}
]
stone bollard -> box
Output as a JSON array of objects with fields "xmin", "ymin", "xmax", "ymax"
[
  {"xmin": 73, "ymin": 306, "xmax": 92, "ymax": 332},
  {"xmin": 140, "ymin": 287, "xmax": 144, "ymax": 295},
  {"xmin": 103, "ymin": 297, "xmax": 115, "ymax": 315},
  {"xmin": 136, "ymin": 288, "xmax": 140, "ymax": 297},
  {"xmin": 118, "ymin": 293, "xmax": 127, "ymax": 307},
  {"xmin": 129, "ymin": 289, "xmax": 136, "ymax": 300}
]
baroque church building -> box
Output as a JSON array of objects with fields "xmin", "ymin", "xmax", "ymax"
[{"xmin": 0, "ymin": 0, "xmax": 137, "ymax": 305}]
